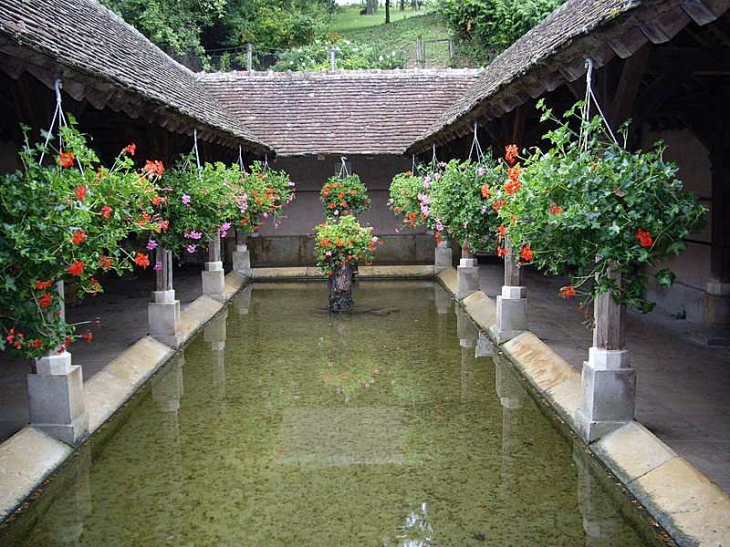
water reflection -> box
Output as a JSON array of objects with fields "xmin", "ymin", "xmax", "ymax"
[
  {"xmin": 233, "ymin": 284, "xmax": 253, "ymax": 317},
  {"xmin": 2, "ymin": 282, "xmax": 655, "ymax": 547}
]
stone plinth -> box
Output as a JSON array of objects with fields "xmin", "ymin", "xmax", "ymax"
[
  {"xmin": 232, "ymin": 244, "xmax": 251, "ymax": 276},
  {"xmin": 434, "ymin": 240, "xmax": 452, "ymax": 269},
  {"xmin": 148, "ymin": 289, "xmax": 183, "ymax": 348},
  {"xmin": 456, "ymin": 258, "xmax": 479, "ymax": 300},
  {"xmin": 577, "ymin": 348, "xmax": 636, "ymax": 443},
  {"xmin": 493, "ymin": 285, "xmax": 527, "ymax": 344},
  {"xmin": 28, "ymin": 351, "xmax": 89, "ymax": 445},
  {"xmin": 202, "ymin": 261, "xmax": 225, "ymax": 298}
]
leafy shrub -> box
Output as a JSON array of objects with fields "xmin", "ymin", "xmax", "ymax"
[{"xmin": 273, "ymin": 39, "xmax": 405, "ymax": 71}]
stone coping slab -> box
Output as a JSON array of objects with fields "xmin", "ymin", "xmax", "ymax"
[
  {"xmin": 0, "ymin": 273, "xmax": 250, "ymax": 524},
  {"xmin": 0, "ymin": 428, "xmax": 72, "ymax": 522},
  {"xmin": 252, "ymin": 265, "xmax": 435, "ymax": 279},
  {"xmin": 462, "ymin": 291, "xmax": 497, "ymax": 331},
  {"xmin": 438, "ymin": 275, "xmax": 730, "ymax": 547}
]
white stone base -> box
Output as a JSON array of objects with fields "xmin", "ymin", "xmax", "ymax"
[
  {"xmin": 434, "ymin": 244, "xmax": 452, "ymax": 269},
  {"xmin": 456, "ymin": 264, "xmax": 479, "ymax": 300},
  {"xmin": 28, "ymin": 358, "xmax": 89, "ymax": 445},
  {"xmin": 232, "ymin": 245, "xmax": 251, "ymax": 276},
  {"xmin": 202, "ymin": 261, "xmax": 225, "ymax": 297},
  {"xmin": 493, "ymin": 286, "xmax": 528, "ymax": 343},
  {"xmin": 577, "ymin": 348, "xmax": 635, "ymax": 443},
  {"xmin": 148, "ymin": 295, "xmax": 182, "ymax": 348}
]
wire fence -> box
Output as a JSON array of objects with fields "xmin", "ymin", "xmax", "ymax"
[{"xmin": 197, "ymin": 36, "xmax": 458, "ymax": 73}]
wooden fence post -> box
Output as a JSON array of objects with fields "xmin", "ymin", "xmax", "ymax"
[{"xmin": 577, "ymin": 265, "xmax": 636, "ymax": 442}]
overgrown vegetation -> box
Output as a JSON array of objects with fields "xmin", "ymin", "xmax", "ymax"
[{"xmin": 436, "ymin": 0, "xmax": 564, "ymax": 64}]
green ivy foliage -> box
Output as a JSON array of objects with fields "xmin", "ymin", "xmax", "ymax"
[
  {"xmin": 499, "ymin": 101, "xmax": 707, "ymax": 311},
  {"xmin": 273, "ymin": 40, "xmax": 405, "ymax": 71}
]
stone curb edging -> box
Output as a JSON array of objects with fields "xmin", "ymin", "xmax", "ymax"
[
  {"xmin": 436, "ymin": 267, "xmax": 730, "ymax": 547},
  {"xmin": 251, "ymin": 265, "xmax": 436, "ymax": 279},
  {"xmin": 0, "ymin": 271, "xmax": 250, "ymax": 523}
]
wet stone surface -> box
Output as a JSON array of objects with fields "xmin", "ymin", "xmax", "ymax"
[{"xmin": 1, "ymin": 282, "xmax": 660, "ymax": 546}]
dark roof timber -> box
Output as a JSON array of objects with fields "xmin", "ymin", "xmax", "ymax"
[
  {"xmin": 0, "ymin": 0, "xmax": 271, "ymax": 153},
  {"xmin": 198, "ymin": 69, "xmax": 483, "ymax": 157},
  {"xmin": 408, "ymin": 0, "xmax": 730, "ymax": 152}
]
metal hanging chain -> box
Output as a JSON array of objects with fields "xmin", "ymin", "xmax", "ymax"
[
  {"xmin": 411, "ymin": 154, "xmax": 418, "ymax": 175},
  {"xmin": 263, "ymin": 153, "xmax": 269, "ymax": 172},
  {"xmin": 338, "ymin": 156, "xmax": 350, "ymax": 179},
  {"xmin": 431, "ymin": 144, "xmax": 437, "ymax": 168},
  {"xmin": 581, "ymin": 58, "xmax": 619, "ymax": 150},
  {"xmin": 468, "ymin": 120, "xmax": 485, "ymax": 162},
  {"xmin": 39, "ymin": 79, "xmax": 84, "ymax": 174}
]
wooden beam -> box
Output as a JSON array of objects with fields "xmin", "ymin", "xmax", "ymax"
[
  {"xmin": 611, "ymin": 44, "xmax": 652, "ymax": 127},
  {"xmin": 647, "ymin": 46, "xmax": 730, "ymax": 75}
]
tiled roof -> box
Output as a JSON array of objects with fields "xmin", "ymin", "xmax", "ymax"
[
  {"xmin": 0, "ymin": 0, "xmax": 270, "ymax": 152},
  {"xmin": 409, "ymin": 0, "xmax": 730, "ymax": 151},
  {"xmin": 198, "ymin": 69, "xmax": 483, "ymax": 156}
]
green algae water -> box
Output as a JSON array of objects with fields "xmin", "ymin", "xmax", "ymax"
[{"xmin": 1, "ymin": 282, "xmax": 663, "ymax": 546}]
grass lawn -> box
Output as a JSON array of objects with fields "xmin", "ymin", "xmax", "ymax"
[{"xmin": 329, "ymin": 6, "xmax": 454, "ymax": 67}]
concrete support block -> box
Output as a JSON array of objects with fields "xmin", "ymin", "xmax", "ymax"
[
  {"xmin": 493, "ymin": 285, "xmax": 527, "ymax": 344},
  {"xmin": 456, "ymin": 260, "xmax": 479, "ymax": 300},
  {"xmin": 434, "ymin": 241, "xmax": 452, "ymax": 269},
  {"xmin": 202, "ymin": 261, "xmax": 225, "ymax": 298},
  {"xmin": 28, "ymin": 353, "xmax": 89, "ymax": 445},
  {"xmin": 148, "ymin": 290, "xmax": 183, "ymax": 348},
  {"xmin": 232, "ymin": 244, "xmax": 251, "ymax": 276},
  {"xmin": 577, "ymin": 348, "xmax": 635, "ymax": 443}
]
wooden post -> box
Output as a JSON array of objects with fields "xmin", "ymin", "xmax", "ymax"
[
  {"xmin": 448, "ymin": 39, "xmax": 455, "ymax": 61},
  {"xmin": 593, "ymin": 268, "xmax": 626, "ymax": 350},
  {"xmin": 503, "ymin": 239, "xmax": 522, "ymax": 287},
  {"xmin": 202, "ymin": 231, "xmax": 225, "ymax": 298},
  {"xmin": 247, "ymin": 44, "xmax": 253, "ymax": 74},
  {"xmin": 330, "ymin": 47, "xmax": 337, "ymax": 71},
  {"xmin": 416, "ymin": 38, "xmax": 424, "ymax": 69},
  {"xmin": 155, "ymin": 248, "xmax": 173, "ymax": 292}
]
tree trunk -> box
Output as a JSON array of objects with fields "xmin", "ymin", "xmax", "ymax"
[
  {"xmin": 385, "ymin": 0, "xmax": 391, "ymax": 23},
  {"xmin": 329, "ymin": 263, "xmax": 355, "ymax": 312}
]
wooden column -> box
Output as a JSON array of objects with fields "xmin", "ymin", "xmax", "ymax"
[
  {"xmin": 155, "ymin": 248, "xmax": 173, "ymax": 292},
  {"xmin": 593, "ymin": 267, "xmax": 627, "ymax": 351},
  {"xmin": 208, "ymin": 232, "xmax": 222, "ymax": 263}
]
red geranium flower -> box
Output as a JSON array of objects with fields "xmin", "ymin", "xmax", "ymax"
[
  {"xmin": 101, "ymin": 205, "xmax": 113, "ymax": 218},
  {"xmin": 497, "ymin": 246, "xmax": 509, "ymax": 258},
  {"xmin": 75, "ymin": 185, "xmax": 87, "ymax": 202},
  {"xmin": 134, "ymin": 252, "xmax": 150, "ymax": 269},
  {"xmin": 492, "ymin": 200, "xmax": 507, "ymax": 212},
  {"xmin": 68, "ymin": 260, "xmax": 85, "ymax": 276},
  {"xmin": 80, "ymin": 330, "xmax": 93, "ymax": 343},
  {"xmin": 635, "ymin": 228, "xmax": 653, "ymax": 247},
  {"xmin": 143, "ymin": 160, "xmax": 165, "ymax": 176},
  {"xmin": 560, "ymin": 285, "xmax": 577, "ymax": 298},
  {"xmin": 38, "ymin": 293, "xmax": 53, "ymax": 308},
  {"xmin": 481, "ymin": 184, "xmax": 491, "ymax": 199},
  {"xmin": 71, "ymin": 230, "xmax": 87, "ymax": 245},
  {"xmin": 124, "ymin": 143, "xmax": 136, "ymax": 156},
  {"xmin": 549, "ymin": 204, "xmax": 564, "ymax": 215},
  {"xmin": 58, "ymin": 152, "xmax": 75, "ymax": 168},
  {"xmin": 498, "ymin": 224, "xmax": 506, "ymax": 236},
  {"xmin": 504, "ymin": 144, "xmax": 519, "ymax": 165},
  {"xmin": 35, "ymin": 280, "xmax": 53, "ymax": 290},
  {"xmin": 29, "ymin": 339, "xmax": 43, "ymax": 349},
  {"xmin": 520, "ymin": 245, "xmax": 534, "ymax": 262}
]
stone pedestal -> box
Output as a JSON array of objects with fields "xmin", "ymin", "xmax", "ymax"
[
  {"xmin": 699, "ymin": 281, "xmax": 730, "ymax": 346},
  {"xmin": 456, "ymin": 258, "xmax": 479, "ymax": 300},
  {"xmin": 434, "ymin": 240, "xmax": 452, "ymax": 269},
  {"xmin": 202, "ymin": 261, "xmax": 225, "ymax": 298},
  {"xmin": 492, "ymin": 286, "xmax": 527, "ymax": 344},
  {"xmin": 577, "ymin": 348, "xmax": 636, "ymax": 443},
  {"xmin": 28, "ymin": 351, "xmax": 89, "ymax": 445},
  {"xmin": 232, "ymin": 244, "xmax": 251, "ymax": 276},
  {"xmin": 148, "ymin": 289, "xmax": 183, "ymax": 348}
]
